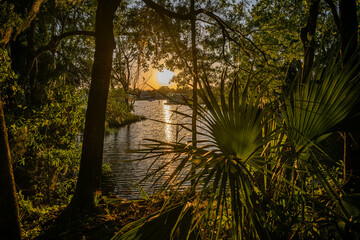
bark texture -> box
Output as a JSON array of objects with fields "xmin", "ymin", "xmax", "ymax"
[
  {"xmin": 191, "ymin": 0, "xmax": 198, "ymax": 149},
  {"xmin": 300, "ymin": 0, "xmax": 319, "ymax": 80},
  {"xmin": 0, "ymin": 100, "xmax": 22, "ymax": 240},
  {"xmin": 68, "ymin": 0, "xmax": 121, "ymax": 212}
]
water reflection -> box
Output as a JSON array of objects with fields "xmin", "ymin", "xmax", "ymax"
[
  {"xmin": 163, "ymin": 104, "xmax": 172, "ymax": 142},
  {"xmin": 102, "ymin": 100, "xmax": 191, "ymax": 199}
]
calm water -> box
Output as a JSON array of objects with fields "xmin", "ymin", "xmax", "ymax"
[{"xmin": 102, "ymin": 100, "xmax": 192, "ymax": 199}]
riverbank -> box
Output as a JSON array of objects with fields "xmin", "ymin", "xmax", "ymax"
[
  {"xmin": 19, "ymin": 112, "xmax": 149, "ymax": 239},
  {"xmin": 106, "ymin": 113, "xmax": 146, "ymax": 132},
  {"xmin": 25, "ymin": 197, "xmax": 162, "ymax": 240}
]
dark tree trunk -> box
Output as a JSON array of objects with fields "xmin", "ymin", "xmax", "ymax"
[
  {"xmin": 191, "ymin": 0, "xmax": 198, "ymax": 149},
  {"xmin": 0, "ymin": 1, "xmax": 46, "ymax": 237},
  {"xmin": 190, "ymin": 0, "xmax": 198, "ymax": 186},
  {"xmin": 0, "ymin": 100, "xmax": 22, "ymax": 240},
  {"xmin": 339, "ymin": 0, "xmax": 358, "ymax": 63},
  {"xmin": 68, "ymin": 0, "xmax": 121, "ymax": 212},
  {"xmin": 300, "ymin": 0, "xmax": 319, "ymax": 80},
  {"xmin": 338, "ymin": 0, "xmax": 359, "ymax": 191}
]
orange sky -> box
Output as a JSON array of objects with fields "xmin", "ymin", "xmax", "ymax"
[{"xmin": 141, "ymin": 67, "xmax": 177, "ymax": 90}]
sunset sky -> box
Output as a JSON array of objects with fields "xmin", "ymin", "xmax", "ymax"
[{"xmin": 141, "ymin": 68, "xmax": 177, "ymax": 90}]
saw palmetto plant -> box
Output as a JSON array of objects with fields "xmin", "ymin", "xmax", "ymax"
[
  {"xmin": 113, "ymin": 76, "xmax": 278, "ymax": 239},
  {"xmin": 276, "ymin": 52, "xmax": 360, "ymax": 239},
  {"xmin": 113, "ymin": 51, "xmax": 360, "ymax": 240}
]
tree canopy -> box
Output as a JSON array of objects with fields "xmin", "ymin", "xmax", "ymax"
[{"xmin": 0, "ymin": 0, "xmax": 359, "ymax": 239}]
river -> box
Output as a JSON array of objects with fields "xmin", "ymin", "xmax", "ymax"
[{"xmin": 101, "ymin": 100, "xmax": 192, "ymax": 199}]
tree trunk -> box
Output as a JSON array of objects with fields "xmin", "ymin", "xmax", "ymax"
[
  {"xmin": 0, "ymin": 1, "xmax": 46, "ymax": 237},
  {"xmin": 68, "ymin": 0, "xmax": 121, "ymax": 212},
  {"xmin": 339, "ymin": 0, "xmax": 358, "ymax": 64},
  {"xmin": 300, "ymin": 0, "xmax": 319, "ymax": 80},
  {"xmin": 338, "ymin": 0, "xmax": 359, "ymax": 191},
  {"xmin": 0, "ymin": 99, "xmax": 22, "ymax": 240},
  {"xmin": 191, "ymin": 0, "xmax": 198, "ymax": 149},
  {"xmin": 190, "ymin": 0, "xmax": 198, "ymax": 186}
]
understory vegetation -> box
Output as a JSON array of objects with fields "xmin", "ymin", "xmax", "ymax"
[
  {"xmin": 106, "ymin": 88, "xmax": 145, "ymax": 129},
  {"xmin": 114, "ymin": 51, "xmax": 360, "ymax": 239},
  {"xmin": 1, "ymin": 0, "xmax": 360, "ymax": 239},
  {"xmin": 3, "ymin": 78, "xmax": 141, "ymax": 239}
]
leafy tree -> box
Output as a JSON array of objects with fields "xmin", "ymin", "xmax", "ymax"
[
  {"xmin": 1, "ymin": 0, "xmax": 93, "ymax": 237},
  {"xmin": 8, "ymin": 0, "xmax": 95, "ymax": 105},
  {"xmin": 106, "ymin": 88, "xmax": 142, "ymax": 128},
  {"xmin": 0, "ymin": 1, "xmax": 46, "ymax": 239},
  {"xmin": 112, "ymin": 3, "xmax": 153, "ymax": 109},
  {"xmin": 9, "ymin": 79, "xmax": 85, "ymax": 204},
  {"xmin": 3, "ymin": 0, "xmax": 93, "ymax": 207}
]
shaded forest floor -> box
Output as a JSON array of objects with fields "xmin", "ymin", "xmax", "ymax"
[{"xmin": 24, "ymin": 198, "xmax": 162, "ymax": 240}]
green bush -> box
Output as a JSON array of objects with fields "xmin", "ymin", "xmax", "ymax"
[
  {"xmin": 106, "ymin": 88, "xmax": 145, "ymax": 128},
  {"xmin": 8, "ymin": 77, "xmax": 85, "ymax": 205},
  {"xmin": 115, "ymin": 50, "xmax": 360, "ymax": 239}
]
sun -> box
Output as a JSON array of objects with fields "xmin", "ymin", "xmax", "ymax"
[{"xmin": 157, "ymin": 69, "xmax": 174, "ymax": 86}]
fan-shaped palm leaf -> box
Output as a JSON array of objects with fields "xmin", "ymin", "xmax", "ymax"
[
  {"xmin": 281, "ymin": 53, "xmax": 360, "ymax": 152},
  {"xmin": 277, "ymin": 51, "xmax": 360, "ymax": 236},
  {"xmin": 114, "ymin": 76, "xmax": 277, "ymax": 239}
]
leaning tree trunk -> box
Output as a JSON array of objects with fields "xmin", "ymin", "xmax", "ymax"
[
  {"xmin": 190, "ymin": 0, "xmax": 198, "ymax": 186},
  {"xmin": 68, "ymin": 0, "xmax": 121, "ymax": 212},
  {"xmin": 0, "ymin": 1, "xmax": 46, "ymax": 238},
  {"xmin": 190, "ymin": 0, "xmax": 198, "ymax": 149},
  {"xmin": 0, "ymin": 99, "xmax": 22, "ymax": 240},
  {"xmin": 339, "ymin": 0, "xmax": 358, "ymax": 64},
  {"xmin": 338, "ymin": 0, "xmax": 359, "ymax": 191},
  {"xmin": 300, "ymin": 0, "xmax": 319, "ymax": 80}
]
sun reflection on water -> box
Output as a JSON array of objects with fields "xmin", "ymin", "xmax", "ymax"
[
  {"xmin": 163, "ymin": 103, "xmax": 173, "ymax": 142},
  {"xmin": 102, "ymin": 100, "xmax": 194, "ymax": 199}
]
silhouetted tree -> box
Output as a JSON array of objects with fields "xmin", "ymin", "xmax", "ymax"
[
  {"xmin": 0, "ymin": 101, "xmax": 21, "ymax": 240},
  {"xmin": 67, "ymin": 0, "xmax": 122, "ymax": 212}
]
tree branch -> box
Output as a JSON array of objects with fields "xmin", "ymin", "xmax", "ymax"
[
  {"xmin": 23, "ymin": 30, "xmax": 95, "ymax": 80},
  {"xmin": 300, "ymin": 0, "xmax": 319, "ymax": 79},
  {"xmin": 34, "ymin": 30, "xmax": 95, "ymax": 57},
  {"xmin": 58, "ymin": 51, "xmax": 89, "ymax": 84},
  {"xmin": 142, "ymin": 0, "xmax": 202, "ymax": 20},
  {"xmin": 142, "ymin": 0, "xmax": 268, "ymax": 61},
  {"xmin": 15, "ymin": 0, "xmax": 47, "ymax": 38},
  {"xmin": 159, "ymin": 13, "xmax": 194, "ymax": 79},
  {"xmin": 324, "ymin": 0, "xmax": 340, "ymax": 34}
]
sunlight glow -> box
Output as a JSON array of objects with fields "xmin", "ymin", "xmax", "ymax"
[
  {"xmin": 157, "ymin": 69, "xmax": 174, "ymax": 85},
  {"xmin": 163, "ymin": 103, "xmax": 172, "ymax": 142}
]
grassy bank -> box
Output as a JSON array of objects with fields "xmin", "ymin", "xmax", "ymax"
[
  {"xmin": 106, "ymin": 113, "xmax": 146, "ymax": 130},
  {"xmin": 23, "ymin": 197, "xmax": 162, "ymax": 240}
]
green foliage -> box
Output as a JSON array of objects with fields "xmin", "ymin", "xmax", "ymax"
[
  {"xmin": 115, "ymin": 78, "xmax": 275, "ymax": 239},
  {"xmin": 281, "ymin": 53, "xmax": 360, "ymax": 152},
  {"xmin": 113, "ymin": 202, "xmax": 194, "ymax": 240},
  {"xmin": 106, "ymin": 88, "xmax": 145, "ymax": 129},
  {"xmin": 0, "ymin": 48, "xmax": 22, "ymax": 101},
  {"xmin": 17, "ymin": 191, "xmax": 64, "ymax": 239},
  {"xmin": 115, "ymin": 49, "xmax": 360, "ymax": 239},
  {"xmin": 0, "ymin": 0, "xmax": 358, "ymax": 238},
  {"xmin": 0, "ymin": 2, "xmax": 22, "ymax": 45},
  {"xmin": 7, "ymin": 77, "xmax": 85, "ymax": 205}
]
